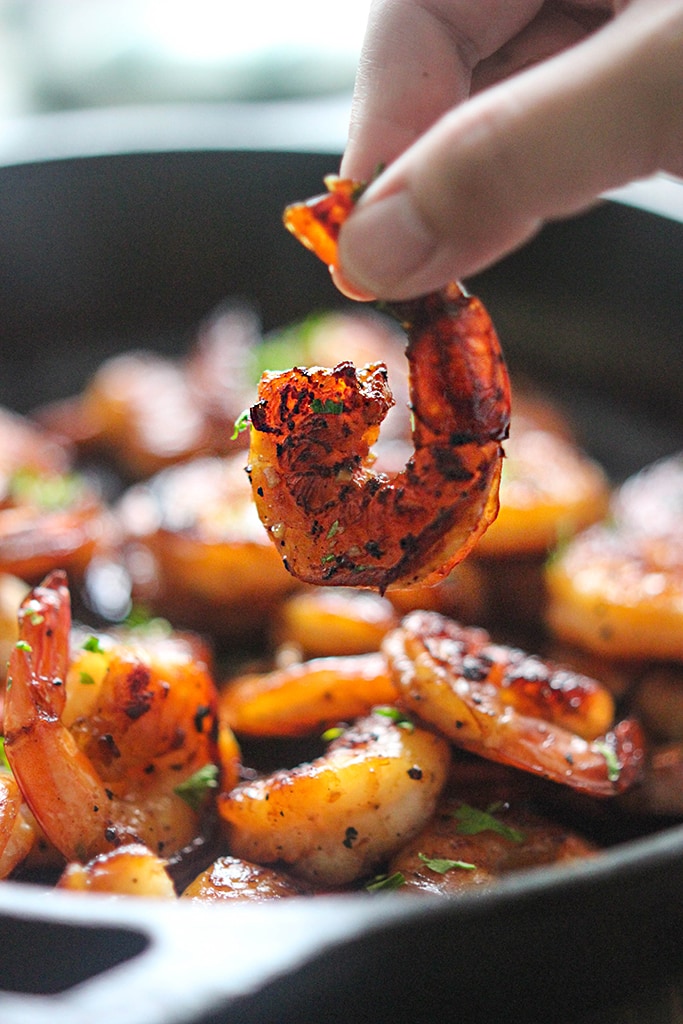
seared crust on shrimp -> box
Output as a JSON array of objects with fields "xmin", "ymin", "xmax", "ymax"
[
  {"xmin": 384, "ymin": 610, "xmax": 645, "ymax": 796},
  {"xmin": 182, "ymin": 855, "xmax": 312, "ymax": 902},
  {"xmin": 219, "ymin": 710, "xmax": 451, "ymax": 886},
  {"xmin": 247, "ymin": 177, "xmax": 510, "ymax": 592},
  {"xmin": 4, "ymin": 571, "xmax": 223, "ymax": 862}
]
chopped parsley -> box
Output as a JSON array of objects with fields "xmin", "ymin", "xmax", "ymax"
[
  {"xmin": 321, "ymin": 725, "xmax": 346, "ymax": 742},
  {"xmin": 174, "ymin": 764, "xmax": 220, "ymax": 811},
  {"xmin": 326, "ymin": 520, "xmax": 340, "ymax": 540},
  {"xmin": 451, "ymin": 802, "xmax": 525, "ymax": 844},
  {"xmin": 594, "ymin": 740, "xmax": 621, "ymax": 783},
  {"xmin": 310, "ymin": 398, "xmax": 344, "ymax": 415},
  {"xmin": 82, "ymin": 635, "xmax": 105, "ymax": 654},
  {"xmin": 0, "ymin": 736, "xmax": 10, "ymax": 771},
  {"xmin": 79, "ymin": 672, "xmax": 97, "ymax": 687},
  {"xmin": 418, "ymin": 852, "xmax": 476, "ymax": 874},
  {"xmin": 373, "ymin": 706, "xmax": 414, "ymax": 731},
  {"xmin": 14, "ymin": 640, "xmax": 32, "ymax": 653},
  {"xmin": 365, "ymin": 871, "xmax": 405, "ymax": 892},
  {"xmin": 231, "ymin": 408, "xmax": 251, "ymax": 440}
]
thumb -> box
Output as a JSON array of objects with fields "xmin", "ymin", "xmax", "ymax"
[{"xmin": 336, "ymin": 2, "xmax": 683, "ymax": 300}]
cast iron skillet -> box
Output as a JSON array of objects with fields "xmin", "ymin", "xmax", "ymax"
[{"xmin": 0, "ymin": 130, "xmax": 682, "ymax": 1024}]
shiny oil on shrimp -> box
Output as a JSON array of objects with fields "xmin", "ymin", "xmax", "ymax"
[
  {"xmin": 219, "ymin": 709, "xmax": 451, "ymax": 887},
  {"xmin": 220, "ymin": 651, "xmax": 397, "ymax": 739},
  {"xmin": 245, "ymin": 176, "xmax": 510, "ymax": 592},
  {"xmin": 384, "ymin": 610, "xmax": 645, "ymax": 797},
  {"xmin": 546, "ymin": 451, "xmax": 683, "ymax": 661},
  {"xmin": 3, "ymin": 571, "xmax": 231, "ymax": 864}
]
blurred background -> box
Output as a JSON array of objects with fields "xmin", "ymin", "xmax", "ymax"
[{"xmin": 0, "ymin": 0, "xmax": 368, "ymax": 114}]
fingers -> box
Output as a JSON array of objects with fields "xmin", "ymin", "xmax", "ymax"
[
  {"xmin": 337, "ymin": 1, "xmax": 683, "ymax": 300},
  {"xmin": 340, "ymin": 0, "xmax": 549, "ymax": 180}
]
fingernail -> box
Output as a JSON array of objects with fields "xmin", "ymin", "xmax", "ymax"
[{"xmin": 337, "ymin": 190, "xmax": 438, "ymax": 299}]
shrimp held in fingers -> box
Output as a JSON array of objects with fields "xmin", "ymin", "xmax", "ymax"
[
  {"xmin": 3, "ymin": 571, "xmax": 224, "ymax": 863},
  {"xmin": 219, "ymin": 709, "xmax": 451, "ymax": 887},
  {"xmin": 384, "ymin": 610, "xmax": 645, "ymax": 797},
  {"xmin": 246, "ymin": 177, "xmax": 510, "ymax": 592}
]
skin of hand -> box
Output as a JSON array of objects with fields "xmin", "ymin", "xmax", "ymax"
[{"xmin": 335, "ymin": 0, "xmax": 683, "ymax": 300}]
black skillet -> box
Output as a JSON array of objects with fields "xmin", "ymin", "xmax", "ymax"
[{"xmin": 0, "ymin": 111, "xmax": 682, "ymax": 1024}]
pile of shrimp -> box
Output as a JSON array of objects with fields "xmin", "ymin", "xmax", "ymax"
[{"xmin": 0, "ymin": 176, "xmax": 681, "ymax": 901}]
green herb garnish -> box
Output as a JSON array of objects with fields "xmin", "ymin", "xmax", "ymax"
[
  {"xmin": 14, "ymin": 640, "xmax": 32, "ymax": 653},
  {"xmin": 365, "ymin": 871, "xmax": 405, "ymax": 892},
  {"xmin": 321, "ymin": 725, "xmax": 345, "ymax": 742},
  {"xmin": 0, "ymin": 736, "xmax": 10, "ymax": 771},
  {"xmin": 452, "ymin": 803, "xmax": 525, "ymax": 844},
  {"xmin": 82, "ymin": 635, "xmax": 105, "ymax": 654},
  {"xmin": 231, "ymin": 408, "xmax": 251, "ymax": 441},
  {"xmin": 373, "ymin": 706, "xmax": 414, "ymax": 731},
  {"xmin": 9, "ymin": 469, "xmax": 83, "ymax": 510},
  {"xmin": 418, "ymin": 852, "xmax": 476, "ymax": 874},
  {"xmin": 594, "ymin": 741, "xmax": 621, "ymax": 783},
  {"xmin": 311, "ymin": 398, "xmax": 344, "ymax": 415},
  {"xmin": 174, "ymin": 764, "xmax": 220, "ymax": 811},
  {"xmin": 79, "ymin": 672, "xmax": 97, "ymax": 686}
]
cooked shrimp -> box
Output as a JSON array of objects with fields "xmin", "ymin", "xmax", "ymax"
[
  {"xmin": 219, "ymin": 709, "xmax": 451, "ymax": 886},
  {"xmin": 384, "ymin": 610, "xmax": 645, "ymax": 796},
  {"xmin": 474, "ymin": 397, "xmax": 610, "ymax": 558},
  {"xmin": 118, "ymin": 453, "xmax": 298, "ymax": 639},
  {"xmin": 0, "ymin": 769, "xmax": 36, "ymax": 878},
  {"xmin": 0, "ymin": 468, "xmax": 116, "ymax": 584},
  {"xmin": 388, "ymin": 787, "xmax": 598, "ymax": 896},
  {"xmin": 246, "ymin": 176, "xmax": 510, "ymax": 592},
  {"xmin": 181, "ymin": 855, "xmax": 312, "ymax": 902},
  {"xmin": 57, "ymin": 843, "xmax": 176, "ymax": 897},
  {"xmin": 272, "ymin": 587, "xmax": 400, "ymax": 658},
  {"xmin": 3, "ymin": 571, "xmax": 225, "ymax": 863},
  {"xmin": 546, "ymin": 452, "xmax": 683, "ymax": 660},
  {"xmin": 220, "ymin": 651, "xmax": 397, "ymax": 739}
]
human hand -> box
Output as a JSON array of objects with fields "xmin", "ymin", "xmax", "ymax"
[{"xmin": 335, "ymin": 0, "xmax": 683, "ymax": 300}]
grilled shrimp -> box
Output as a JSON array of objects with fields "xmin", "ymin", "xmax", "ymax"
[
  {"xmin": 219, "ymin": 709, "xmax": 451, "ymax": 886},
  {"xmin": 247, "ymin": 176, "xmax": 510, "ymax": 592},
  {"xmin": 182, "ymin": 855, "xmax": 312, "ymax": 902},
  {"xmin": 388, "ymin": 787, "xmax": 597, "ymax": 896},
  {"xmin": 546, "ymin": 452, "xmax": 683, "ymax": 660},
  {"xmin": 384, "ymin": 610, "xmax": 645, "ymax": 797},
  {"xmin": 118, "ymin": 453, "xmax": 298, "ymax": 639},
  {"xmin": 220, "ymin": 651, "xmax": 397, "ymax": 739},
  {"xmin": 0, "ymin": 769, "xmax": 36, "ymax": 878},
  {"xmin": 3, "ymin": 571, "xmax": 227, "ymax": 863},
  {"xmin": 57, "ymin": 843, "xmax": 176, "ymax": 898}
]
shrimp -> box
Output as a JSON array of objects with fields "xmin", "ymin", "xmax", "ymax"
[
  {"xmin": 246, "ymin": 176, "xmax": 510, "ymax": 592},
  {"xmin": 181, "ymin": 855, "xmax": 312, "ymax": 902},
  {"xmin": 57, "ymin": 843, "xmax": 176, "ymax": 898},
  {"xmin": 0, "ymin": 769, "xmax": 36, "ymax": 879},
  {"xmin": 272, "ymin": 587, "xmax": 400, "ymax": 659},
  {"xmin": 384, "ymin": 610, "xmax": 645, "ymax": 796},
  {"xmin": 546, "ymin": 452, "xmax": 683, "ymax": 660},
  {"xmin": 388, "ymin": 787, "xmax": 598, "ymax": 897},
  {"xmin": 220, "ymin": 651, "xmax": 397, "ymax": 738},
  {"xmin": 3, "ymin": 571, "xmax": 227, "ymax": 863},
  {"xmin": 219, "ymin": 709, "xmax": 451, "ymax": 886},
  {"xmin": 118, "ymin": 453, "xmax": 299, "ymax": 639}
]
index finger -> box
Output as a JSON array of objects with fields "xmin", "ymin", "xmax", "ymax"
[{"xmin": 340, "ymin": 0, "xmax": 550, "ymax": 178}]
